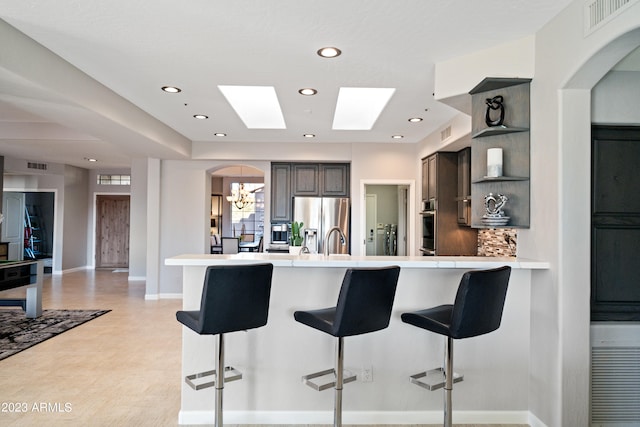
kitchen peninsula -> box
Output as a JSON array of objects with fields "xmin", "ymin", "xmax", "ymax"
[{"xmin": 166, "ymin": 253, "xmax": 548, "ymax": 425}]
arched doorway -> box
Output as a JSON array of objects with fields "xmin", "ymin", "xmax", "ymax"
[
  {"xmin": 209, "ymin": 165, "xmax": 265, "ymax": 253},
  {"xmin": 558, "ymin": 28, "xmax": 640, "ymax": 426}
]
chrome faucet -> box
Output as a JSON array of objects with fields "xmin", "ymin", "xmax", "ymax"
[{"xmin": 324, "ymin": 226, "xmax": 346, "ymax": 256}]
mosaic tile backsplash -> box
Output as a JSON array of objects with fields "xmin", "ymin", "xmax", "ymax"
[{"xmin": 477, "ymin": 228, "xmax": 517, "ymax": 257}]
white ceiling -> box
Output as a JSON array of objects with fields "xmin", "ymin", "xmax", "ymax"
[{"xmin": 0, "ymin": 0, "xmax": 575, "ymax": 169}]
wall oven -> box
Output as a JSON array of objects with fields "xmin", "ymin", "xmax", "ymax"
[{"xmin": 420, "ymin": 199, "xmax": 436, "ymax": 255}]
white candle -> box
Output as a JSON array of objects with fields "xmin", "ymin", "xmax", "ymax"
[{"xmin": 487, "ymin": 148, "xmax": 503, "ymax": 177}]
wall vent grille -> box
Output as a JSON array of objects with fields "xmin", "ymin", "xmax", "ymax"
[
  {"xmin": 591, "ymin": 324, "xmax": 640, "ymax": 425},
  {"xmin": 27, "ymin": 162, "xmax": 47, "ymax": 171},
  {"xmin": 440, "ymin": 126, "xmax": 452, "ymax": 142},
  {"xmin": 584, "ymin": 0, "xmax": 637, "ymax": 35}
]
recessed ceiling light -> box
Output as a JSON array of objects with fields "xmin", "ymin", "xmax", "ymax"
[
  {"xmin": 193, "ymin": 114, "xmax": 208, "ymax": 119},
  {"xmin": 214, "ymin": 133, "xmax": 227, "ymax": 137},
  {"xmin": 298, "ymin": 88, "xmax": 318, "ymax": 96},
  {"xmin": 161, "ymin": 86, "xmax": 181, "ymax": 93},
  {"xmin": 84, "ymin": 157, "xmax": 97, "ymax": 162},
  {"xmin": 332, "ymin": 87, "xmax": 396, "ymax": 130},
  {"xmin": 392, "ymin": 135, "xmax": 404, "ymax": 139},
  {"xmin": 303, "ymin": 134, "xmax": 315, "ymax": 138},
  {"xmin": 317, "ymin": 47, "xmax": 342, "ymax": 58},
  {"xmin": 408, "ymin": 117, "xmax": 423, "ymax": 123},
  {"xmin": 218, "ymin": 85, "xmax": 286, "ymax": 129}
]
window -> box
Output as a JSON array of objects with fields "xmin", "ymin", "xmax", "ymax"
[{"xmin": 97, "ymin": 174, "xmax": 131, "ymax": 185}]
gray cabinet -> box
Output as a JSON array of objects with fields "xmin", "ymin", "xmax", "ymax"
[
  {"xmin": 272, "ymin": 162, "xmax": 350, "ymax": 222},
  {"xmin": 457, "ymin": 147, "xmax": 472, "ymax": 226},
  {"xmin": 421, "ymin": 154, "xmax": 438, "ymax": 201},
  {"xmin": 320, "ymin": 163, "xmax": 349, "ymax": 197},
  {"xmin": 292, "ymin": 164, "xmax": 319, "ymax": 196},
  {"xmin": 470, "ymin": 78, "xmax": 531, "ymax": 228},
  {"xmin": 271, "ymin": 163, "xmax": 292, "ymax": 222},
  {"xmin": 421, "ymin": 152, "xmax": 477, "ymax": 255}
]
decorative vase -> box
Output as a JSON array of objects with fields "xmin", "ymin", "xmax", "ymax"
[{"xmin": 289, "ymin": 246, "xmax": 302, "ymax": 255}]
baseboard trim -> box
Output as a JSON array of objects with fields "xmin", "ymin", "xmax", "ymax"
[
  {"xmin": 144, "ymin": 293, "xmax": 182, "ymax": 300},
  {"xmin": 178, "ymin": 409, "xmax": 534, "ymax": 425}
]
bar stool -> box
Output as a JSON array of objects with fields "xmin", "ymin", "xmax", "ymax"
[
  {"xmin": 176, "ymin": 263, "xmax": 273, "ymax": 427},
  {"xmin": 294, "ymin": 266, "xmax": 401, "ymax": 427},
  {"xmin": 401, "ymin": 266, "xmax": 511, "ymax": 427}
]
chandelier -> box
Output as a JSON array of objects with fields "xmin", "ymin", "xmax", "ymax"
[{"xmin": 227, "ymin": 183, "xmax": 254, "ymax": 210}]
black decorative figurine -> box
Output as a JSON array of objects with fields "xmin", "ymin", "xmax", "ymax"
[{"xmin": 485, "ymin": 95, "xmax": 505, "ymax": 127}]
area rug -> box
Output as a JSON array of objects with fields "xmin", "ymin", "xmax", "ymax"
[{"xmin": 0, "ymin": 309, "xmax": 110, "ymax": 361}]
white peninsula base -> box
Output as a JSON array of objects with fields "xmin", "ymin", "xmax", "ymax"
[{"xmin": 166, "ymin": 254, "xmax": 548, "ymax": 425}]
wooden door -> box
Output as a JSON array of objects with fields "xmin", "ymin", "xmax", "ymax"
[
  {"xmin": 591, "ymin": 125, "xmax": 640, "ymax": 320},
  {"xmin": 96, "ymin": 195, "xmax": 130, "ymax": 269}
]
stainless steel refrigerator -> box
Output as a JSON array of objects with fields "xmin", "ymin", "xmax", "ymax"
[{"xmin": 293, "ymin": 197, "xmax": 350, "ymax": 255}]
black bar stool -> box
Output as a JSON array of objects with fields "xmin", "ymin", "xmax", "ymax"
[
  {"xmin": 401, "ymin": 266, "xmax": 511, "ymax": 427},
  {"xmin": 176, "ymin": 263, "xmax": 273, "ymax": 427},
  {"xmin": 294, "ymin": 266, "xmax": 401, "ymax": 427}
]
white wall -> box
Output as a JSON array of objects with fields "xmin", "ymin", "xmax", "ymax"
[
  {"xmin": 531, "ymin": 3, "xmax": 640, "ymax": 425},
  {"xmin": 592, "ymin": 70, "xmax": 640, "ymax": 123},
  {"xmin": 129, "ymin": 159, "xmax": 147, "ymax": 280},
  {"xmin": 62, "ymin": 165, "xmax": 89, "ymax": 271},
  {"xmin": 428, "ymin": 2, "xmax": 640, "ymax": 425}
]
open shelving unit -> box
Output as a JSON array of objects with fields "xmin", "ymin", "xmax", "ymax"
[{"xmin": 469, "ymin": 77, "xmax": 531, "ymax": 228}]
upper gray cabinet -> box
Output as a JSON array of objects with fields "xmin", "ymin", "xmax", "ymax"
[
  {"xmin": 320, "ymin": 163, "xmax": 350, "ymax": 197},
  {"xmin": 470, "ymin": 77, "xmax": 531, "ymax": 228},
  {"xmin": 272, "ymin": 162, "xmax": 350, "ymax": 222},
  {"xmin": 271, "ymin": 163, "xmax": 292, "ymax": 222},
  {"xmin": 292, "ymin": 164, "xmax": 320, "ymax": 196}
]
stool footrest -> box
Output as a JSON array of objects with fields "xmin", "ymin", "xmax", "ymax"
[
  {"xmin": 185, "ymin": 366, "xmax": 243, "ymax": 390},
  {"xmin": 302, "ymin": 368, "xmax": 357, "ymax": 391},
  {"xmin": 409, "ymin": 367, "xmax": 463, "ymax": 391}
]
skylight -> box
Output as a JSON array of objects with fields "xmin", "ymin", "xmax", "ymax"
[
  {"xmin": 332, "ymin": 87, "xmax": 396, "ymax": 130},
  {"xmin": 218, "ymin": 85, "xmax": 286, "ymax": 129}
]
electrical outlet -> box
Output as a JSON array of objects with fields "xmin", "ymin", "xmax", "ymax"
[{"xmin": 361, "ymin": 366, "xmax": 373, "ymax": 382}]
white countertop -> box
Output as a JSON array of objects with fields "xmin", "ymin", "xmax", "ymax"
[{"xmin": 165, "ymin": 253, "xmax": 549, "ymax": 269}]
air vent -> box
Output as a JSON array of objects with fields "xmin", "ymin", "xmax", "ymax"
[
  {"xmin": 584, "ymin": 0, "xmax": 638, "ymax": 35},
  {"xmin": 440, "ymin": 126, "xmax": 452, "ymax": 142},
  {"xmin": 591, "ymin": 324, "xmax": 640, "ymax": 425},
  {"xmin": 27, "ymin": 162, "xmax": 48, "ymax": 171}
]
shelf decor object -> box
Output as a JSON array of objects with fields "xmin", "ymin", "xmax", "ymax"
[
  {"xmin": 486, "ymin": 148, "xmax": 503, "ymax": 177},
  {"xmin": 481, "ymin": 193, "xmax": 510, "ymax": 227},
  {"xmin": 485, "ymin": 95, "xmax": 505, "ymax": 127}
]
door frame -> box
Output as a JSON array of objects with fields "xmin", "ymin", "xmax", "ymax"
[
  {"xmin": 360, "ymin": 179, "xmax": 416, "ymax": 256},
  {"xmin": 93, "ymin": 192, "xmax": 130, "ymax": 269}
]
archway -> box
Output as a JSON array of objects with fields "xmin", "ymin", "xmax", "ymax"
[
  {"xmin": 209, "ymin": 164, "xmax": 265, "ymax": 252},
  {"xmin": 558, "ymin": 28, "xmax": 640, "ymax": 426}
]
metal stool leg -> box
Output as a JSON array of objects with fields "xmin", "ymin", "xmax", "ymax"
[
  {"xmin": 443, "ymin": 336, "xmax": 453, "ymax": 427},
  {"xmin": 215, "ymin": 334, "xmax": 224, "ymax": 427},
  {"xmin": 334, "ymin": 336, "xmax": 344, "ymax": 427}
]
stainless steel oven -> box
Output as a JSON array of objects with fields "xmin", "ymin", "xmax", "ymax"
[{"xmin": 420, "ymin": 199, "xmax": 436, "ymax": 255}]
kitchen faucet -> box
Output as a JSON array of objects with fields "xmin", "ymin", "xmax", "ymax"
[{"xmin": 324, "ymin": 226, "xmax": 346, "ymax": 256}]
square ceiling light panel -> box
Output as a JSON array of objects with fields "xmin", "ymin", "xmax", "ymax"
[
  {"xmin": 218, "ymin": 85, "xmax": 286, "ymax": 129},
  {"xmin": 332, "ymin": 87, "xmax": 396, "ymax": 130}
]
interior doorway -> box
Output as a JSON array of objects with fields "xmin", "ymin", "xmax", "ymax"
[
  {"xmin": 363, "ymin": 183, "xmax": 411, "ymax": 256},
  {"xmin": 1, "ymin": 191, "xmax": 55, "ymax": 270},
  {"xmin": 95, "ymin": 195, "xmax": 130, "ymax": 269}
]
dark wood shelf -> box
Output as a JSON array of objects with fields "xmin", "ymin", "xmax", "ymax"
[
  {"xmin": 469, "ymin": 77, "xmax": 532, "ymax": 94},
  {"xmin": 472, "ymin": 126, "xmax": 528, "ymax": 138},
  {"xmin": 472, "ymin": 176, "xmax": 529, "ymax": 184}
]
